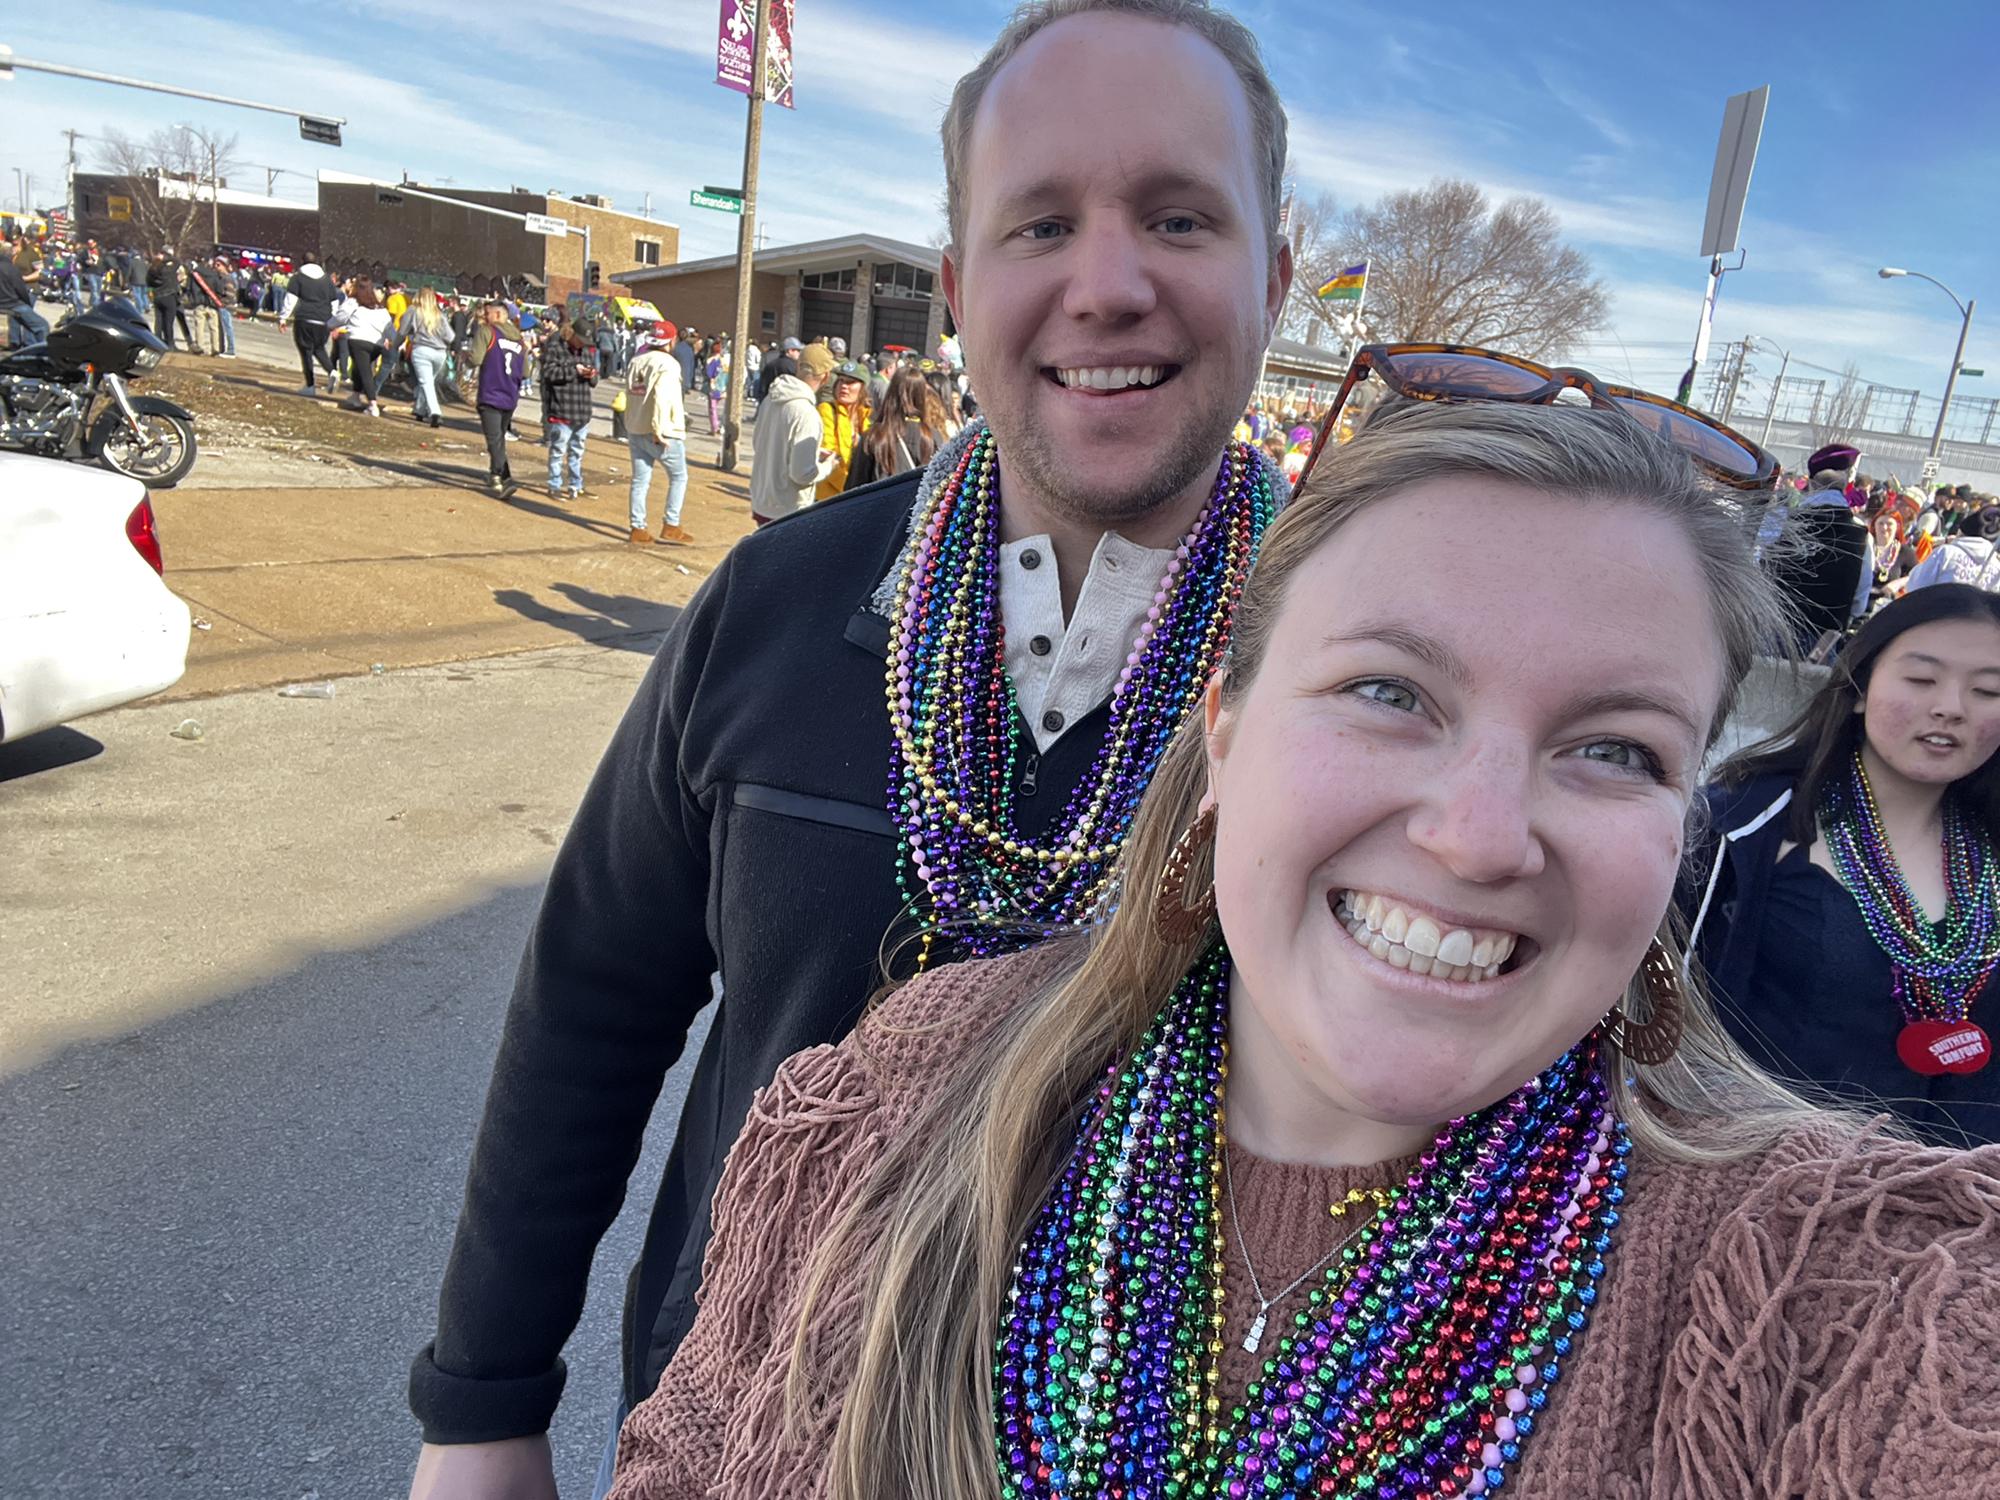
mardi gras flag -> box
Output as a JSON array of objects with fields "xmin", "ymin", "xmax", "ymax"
[{"xmin": 1316, "ymin": 262, "xmax": 1368, "ymax": 302}]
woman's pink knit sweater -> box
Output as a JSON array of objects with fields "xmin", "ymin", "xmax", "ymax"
[{"xmin": 612, "ymin": 950, "xmax": 2000, "ymax": 1499}]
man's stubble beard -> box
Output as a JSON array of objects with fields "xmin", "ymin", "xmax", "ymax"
[{"xmin": 989, "ymin": 386, "xmax": 1248, "ymax": 528}]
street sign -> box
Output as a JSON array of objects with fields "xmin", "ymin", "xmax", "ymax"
[
  {"xmin": 1700, "ymin": 86, "xmax": 1769, "ymax": 258},
  {"xmin": 299, "ymin": 115, "xmax": 343, "ymax": 146},
  {"xmin": 701, "ymin": 186, "xmax": 743, "ymax": 202},
  {"xmin": 1922, "ymin": 456, "xmax": 1942, "ymax": 482},
  {"xmin": 690, "ymin": 189, "xmax": 744, "ymax": 215},
  {"xmin": 1962, "ymin": 368, "xmax": 1986, "ymax": 378},
  {"xmin": 523, "ymin": 212, "xmax": 569, "ymax": 237},
  {"xmin": 107, "ymin": 194, "xmax": 131, "ymax": 221}
]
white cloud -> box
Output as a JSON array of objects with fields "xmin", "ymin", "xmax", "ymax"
[{"xmin": 1285, "ymin": 105, "xmax": 1692, "ymax": 256}]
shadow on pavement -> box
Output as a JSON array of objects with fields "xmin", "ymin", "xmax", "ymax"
[
  {"xmin": 492, "ymin": 587, "xmax": 681, "ymax": 652},
  {"xmin": 346, "ymin": 452, "xmax": 493, "ymax": 495},
  {"xmin": 0, "ymin": 726, "xmax": 106, "ymax": 784},
  {"xmin": 0, "ymin": 877, "xmax": 704, "ymax": 1500}
]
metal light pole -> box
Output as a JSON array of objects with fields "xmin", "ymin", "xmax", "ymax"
[{"xmin": 1879, "ymin": 266, "xmax": 1977, "ymax": 489}]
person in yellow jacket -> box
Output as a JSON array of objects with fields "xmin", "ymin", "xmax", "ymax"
[{"xmin": 815, "ymin": 359, "xmax": 871, "ymax": 500}]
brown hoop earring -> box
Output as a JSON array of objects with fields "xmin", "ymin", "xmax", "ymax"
[
  {"xmin": 1152, "ymin": 805, "xmax": 1218, "ymax": 944},
  {"xmin": 1608, "ymin": 938, "xmax": 1685, "ymax": 1066}
]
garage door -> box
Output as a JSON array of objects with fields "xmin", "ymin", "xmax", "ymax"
[
  {"xmin": 800, "ymin": 290, "xmax": 853, "ymax": 345},
  {"xmin": 870, "ymin": 300, "xmax": 929, "ymax": 354}
]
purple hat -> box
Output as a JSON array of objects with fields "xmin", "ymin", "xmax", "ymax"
[
  {"xmin": 1288, "ymin": 425, "xmax": 1315, "ymax": 448},
  {"xmin": 1807, "ymin": 443, "xmax": 1860, "ymax": 474}
]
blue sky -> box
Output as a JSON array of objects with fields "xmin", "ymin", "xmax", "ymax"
[{"xmin": 3, "ymin": 0, "xmax": 1993, "ymax": 408}]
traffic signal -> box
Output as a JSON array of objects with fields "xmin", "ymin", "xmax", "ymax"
[{"xmin": 588, "ymin": 262, "xmax": 601, "ymax": 289}]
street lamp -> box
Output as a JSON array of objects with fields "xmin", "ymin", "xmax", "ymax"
[{"xmin": 1879, "ymin": 266, "xmax": 1977, "ymax": 489}]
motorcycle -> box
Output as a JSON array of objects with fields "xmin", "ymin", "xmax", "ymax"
[{"xmin": 0, "ymin": 295, "xmax": 197, "ymax": 488}]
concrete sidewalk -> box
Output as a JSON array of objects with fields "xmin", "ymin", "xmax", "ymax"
[{"xmin": 139, "ymin": 335, "xmax": 760, "ymax": 699}]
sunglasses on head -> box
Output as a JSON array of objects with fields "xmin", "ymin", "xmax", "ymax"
[{"xmin": 1292, "ymin": 343, "xmax": 1780, "ymax": 495}]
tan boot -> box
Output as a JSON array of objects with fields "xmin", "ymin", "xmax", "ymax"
[
  {"xmin": 658, "ymin": 523, "xmax": 695, "ymax": 545},
  {"xmin": 627, "ymin": 527, "xmax": 656, "ymax": 546}
]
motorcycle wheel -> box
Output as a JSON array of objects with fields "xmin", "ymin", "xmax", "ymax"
[{"xmin": 97, "ymin": 411, "xmax": 197, "ymax": 489}]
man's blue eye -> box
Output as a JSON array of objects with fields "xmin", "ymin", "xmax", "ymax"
[{"xmin": 1026, "ymin": 222, "xmax": 1065, "ymax": 241}]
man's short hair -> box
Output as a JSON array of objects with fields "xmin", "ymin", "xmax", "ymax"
[{"xmin": 940, "ymin": 0, "xmax": 1286, "ymax": 261}]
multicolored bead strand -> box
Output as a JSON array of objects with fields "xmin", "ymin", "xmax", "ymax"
[
  {"xmin": 884, "ymin": 422, "xmax": 1277, "ymax": 961},
  {"xmin": 993, "ymin": 943, "xmax": 1627, "ymax": 1499},
  {"xmin": 1821, "ymin": 747, "xmax": 2000, "ymax": 1024}
]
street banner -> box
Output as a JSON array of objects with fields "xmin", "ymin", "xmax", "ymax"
[{"xmin": 717, "ymin": 0, "xmax": 796, "ymax": 109}]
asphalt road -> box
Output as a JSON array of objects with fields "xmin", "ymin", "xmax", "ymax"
[{"xmin": 1, "ymin": 636, "xmax": 711, "ymax": 1499}]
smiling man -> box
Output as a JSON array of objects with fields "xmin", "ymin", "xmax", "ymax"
[{"xmin": 404, "ymin": 4, "xmax": 1291, "ymax": 1498}]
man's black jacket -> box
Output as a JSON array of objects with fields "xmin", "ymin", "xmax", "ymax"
[{"xmin": 409, "ymin": 472, "xmax": 1123, "ymax": 1440}]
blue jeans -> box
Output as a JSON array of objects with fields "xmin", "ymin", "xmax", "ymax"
[
  {"xmin": 590, "ymin": 1396, "xmax": 630, "ymax": 1500},
  {"xmin": 627, "ymin": 434, "xmax": 687, "ymax": 530},
  {"xmin": 215, "ymin": 305, "xmax": 236, "ymax": 354},
  {"xmin": 6, "ymin": 304, "xmax": 49, "ymax": 347},
  {"xmin": 411, "ymin": 346, "xmax": 447, "ymax": 419},
  {"xmin": 547, "ymin": 421, "xmax": 586, "ymax": 492},
  {"xmin": 127, "ymin": 280, "xmax": 150, "ymax": 313}
]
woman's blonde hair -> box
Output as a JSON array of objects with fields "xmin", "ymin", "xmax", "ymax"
[
  {"xmin": 409, "ymin": 285, "xmax": 447, "ymax": 338},
  {"xmin": 792, "ymin": 399, "xmax": 1839, "ymax": 1498}
]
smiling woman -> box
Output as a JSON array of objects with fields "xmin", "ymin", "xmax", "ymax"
[
  {"xmin": 607, "ymin": 396, "xmax": 2000, "ymax": 1500},
  {"xmin": 1694, "ymin": 583, "xmax": 2000, "ymax": 1145}
]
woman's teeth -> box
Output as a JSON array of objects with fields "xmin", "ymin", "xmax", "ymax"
[{"xmin": 1334, "ymin": 891, "xmax": 1518, "ymax": 983}]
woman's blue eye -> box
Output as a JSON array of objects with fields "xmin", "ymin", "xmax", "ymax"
[
  {"xmin": 1351, "ymin": 679, "xmax": 1420, "ymax": 712},
  {"xmin": 1577, "ymin": 739, "xmax": 1667, "ymax": 779}
]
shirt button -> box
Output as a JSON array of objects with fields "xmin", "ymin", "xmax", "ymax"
[
  {"xmin": 1105, "ymin": 556, "xmax": 1121, "ymax": 572},
  {"xmin": 1042, "ymin": 709, "xmax": 1065, "ymax": 733},
  {"xmin": 1030, "ymin": 635, "xmax": 1052, "ymax": 657},
  {"xmin": 1021, "ymin": 548, "xmax": 1042, "ymax": 570}
]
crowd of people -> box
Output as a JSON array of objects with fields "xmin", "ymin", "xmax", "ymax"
[
  {"xmin": 1759, "ymin": 441, "xmax": 2000, "ymax": 655},
  {"xmin": 397, "ymin": 6, "xmax": 1998, "ymax": 1500}
]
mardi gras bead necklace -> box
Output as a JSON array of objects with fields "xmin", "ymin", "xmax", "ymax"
[
  {"xmin": 884, "ymin": 422, "xmax": 1276, "ymax": 963},
  {"xmin": 1821, "ymin": 748, "xmax": 2000, "ymax": 1075},
  {"xmin": 993, "ymin": 945, "xmax": 1627, "ymax": 1500}
]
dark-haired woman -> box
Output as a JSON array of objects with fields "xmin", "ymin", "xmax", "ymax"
[
  {"xmin": 329, "ymin": 276, "xmax": 395, "ymax": 418},
  {"xmin": 1690, "ymin": 583, "xmax": 2000, "ymax": 1144},
  {"xmin": 843, "ymin": 369, "xmax": 944, "ymax": 491}
]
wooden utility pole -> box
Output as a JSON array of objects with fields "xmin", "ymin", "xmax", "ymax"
[{"xmin": 719, "ymin": 0, "xmax": 771, "ymax": 472}]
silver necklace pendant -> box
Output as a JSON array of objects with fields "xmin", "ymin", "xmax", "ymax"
[{"xmin": 1243, "ymin": 1306, "xmax": 1269, "ymax": 1354}]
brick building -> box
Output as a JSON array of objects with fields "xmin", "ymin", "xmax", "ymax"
[
  {"xmin": 610, "ymin": 233, "xmax": 950, "ymax": 355},
  {"xmin": 316, "ymin": 172, "xmax": 678, "ymax": 303},
  {"xmin": 72, "ymin": 171, "xmax": 320, "ymax": 264}
]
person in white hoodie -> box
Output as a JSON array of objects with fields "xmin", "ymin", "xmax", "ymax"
[
  {"xmin": 624, "ymin": 323, "xmax": 692, "ymax": 547},
  {"xmin": 749, "ymin": 341, "xmax": 837, "ymax": 526},
  {"xmin": 328, "ymin": 276, "xmax": 397, "ymax": 417},
  {"xmin": 1907, "ymin": 505, "xmax": 2000, "ymax": 593}
]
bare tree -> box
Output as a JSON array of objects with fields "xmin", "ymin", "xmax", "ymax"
[
  {"xmin": 1284, "ymin": 178, "xmax": 1608, "ymax": 362},
  {"xmin": 1806, "ymin": 362, "xmax": 1872, "ymax": 452},
  {"xmin": 93, "ymin": 123, "xmax": 242, "ymax": 252}
]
